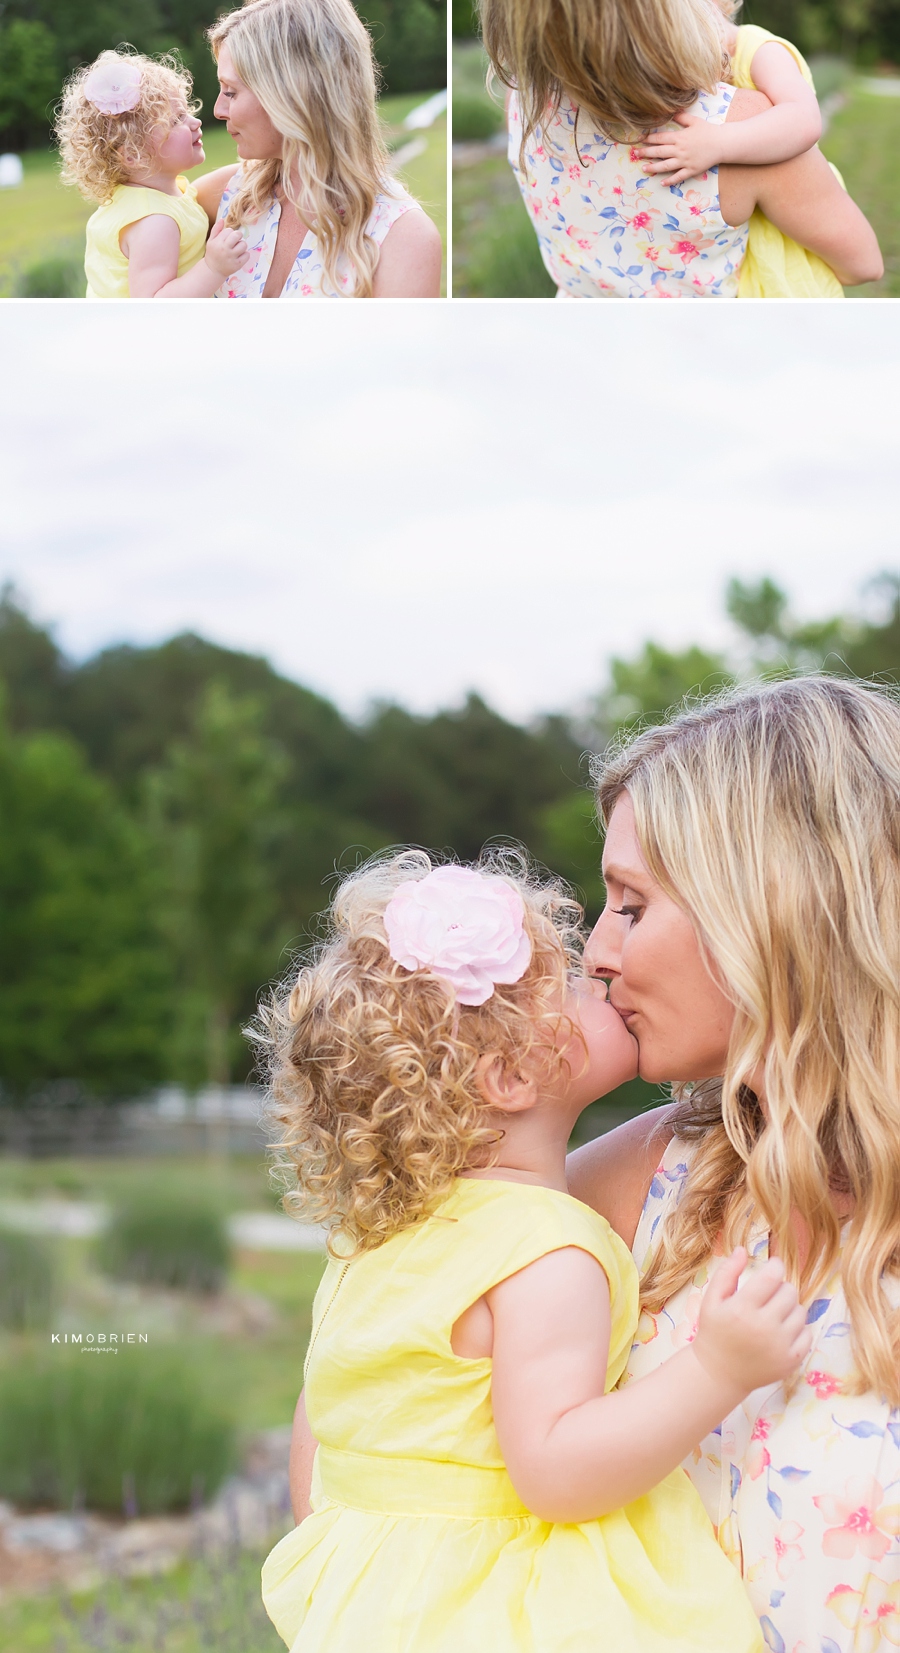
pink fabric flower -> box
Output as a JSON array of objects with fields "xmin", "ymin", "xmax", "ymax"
[
  {"xmin": 383, "ymin": 867, "xmax": 532, "ymax": 1006},
  {"xmin": 84, "ymin": 57, "xmax": 142, "ymax": 116}
]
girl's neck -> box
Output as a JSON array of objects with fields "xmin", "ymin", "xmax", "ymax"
[
  {"xmin": 124, "ymin": 169, "xmax": 181, "ymax": 197},
  {"xmin": 462, "ymin": 1107, "xmax": 577, "ymax": 1195}
]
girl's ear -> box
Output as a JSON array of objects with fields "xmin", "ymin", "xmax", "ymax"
[{"xmin": 474, "ymin": 1052, "xmax": 539, "ymax": 1114}]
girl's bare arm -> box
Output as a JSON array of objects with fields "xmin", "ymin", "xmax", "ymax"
[
  {"xmin": 489, "ymin": 1244, "xmax": 811, "ymax": 1524},
  {"xmin": 719, "ymin": 88, "xmax": 883, "ymax": 286}
]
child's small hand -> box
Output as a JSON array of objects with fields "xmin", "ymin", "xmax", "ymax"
[
  {"xmin": 636, "ymin": 112, "xmax": 724, "ymax": 187},
  {"xmin": 204, "ymin": 218, "xmax": 252, "ymax": 278},
  {"xmin": 692, "ymin": 1247, "xmax": 813, "ymax": 1397}
]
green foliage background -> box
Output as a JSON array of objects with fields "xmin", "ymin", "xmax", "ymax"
[
  {"xmin": 0, "ymin": 0, "xmax": 446, "ymax": 150},
  {"xmin": 0, "ymin": 575, "xmax": 898, "ymax": 1103},
  {"xmin": 452, "ymin": 0, "xmax": 899, "ymax": 56}
]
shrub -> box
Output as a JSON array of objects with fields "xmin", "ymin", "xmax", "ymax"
[
  {"xmin": 453, "ymin": 94, "xmax": 503, "ymax": 141},
  {"xmin": 15, "ymin": 255, "xmax": 84, "ymax": 298},
  {"xmin": 97, "ymin": 1196, "xmax": 231, "ymax": 1293},
  {"xmin": 0, "ymin": 1227, "xmax": 57, "ymax": 1329},
  {"xmin": 0, "ymin": 1351, "xmax": 236, "ymax": 1513}
]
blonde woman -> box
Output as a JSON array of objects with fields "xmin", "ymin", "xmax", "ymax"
[
  {"xmin": 194, "ymin": 0, "xmax": 441, "ymax": 297},
  {"xmin": 569, "ymin": 676, "xmax": 900, "ymax": 1650},
  {"xmin": 480, "ymin": 0, "xmax": 882, "ymax": 296}
]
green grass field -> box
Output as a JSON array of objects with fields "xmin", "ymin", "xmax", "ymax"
[
  {"xmin": 452, "ymin": 45, "xmax": 900, "ymax": 298},
  {"xmin": 0, "ymin": 91, "xmax": 446, "ymax": 297},
  {"xmin": 0, "ymin": 1546, "xmax": 282, "ymax": 1652}
]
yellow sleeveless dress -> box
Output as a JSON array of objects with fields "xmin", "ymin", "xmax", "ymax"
[
  {"xmin": 262, "ymin": 1178, "xmax": 763, "ymax": 1652},
  {"xmin": 84, "ymin": 177, "xmax": 209, "ymax": 299},
  {"xmin": 732, "ymin": 25, "xmax": 844, "ymax": 298}
]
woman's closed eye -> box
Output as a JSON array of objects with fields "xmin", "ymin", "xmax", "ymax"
[{"xmin": 610, "ymin": 905, "xmax": 643, "ymax": 923}]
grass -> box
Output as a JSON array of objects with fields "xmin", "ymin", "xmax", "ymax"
[
  {"xmin": 452, "ymin": 45, "xmax": 900, "ymax": 298},
  {"xmin": 0, "ymin": 90, "xmax": 446, "ymax": 297},
  {"xmin": 0, "ymin": 1151, "xmax": 280, "ymax": 1210},
  {"xmin": 821, "ymin": 82, "xmax": 900, "ymax": 296},
  {"xmin": 0, "ymin": 1545, "xmax": 283, "ymax": 1653},
  {"xmin": 0, "ymin": 1154, "xmax": 326, "ymax": 1438},
  {"xmin": 451, "ymin": 41, "xmax": 555, "ymax": 298}
]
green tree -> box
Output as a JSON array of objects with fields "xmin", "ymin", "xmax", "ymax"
[
  {"xmin": 350, "ymin": 694, "xmax": 582, "ymax": 861},
  {"xmin": 0, "ymin": 708, "xmax": 171, "ymax": 1098},
  {"xmin": 594, "ymin": 642, "xmax": 735, "ymax": 739},
  {"xmin": 0, "ymin": 20, "xmax": 60, "ymax": 149},
  {"xmin": 146, "ymin": 683, "xmax": 291, "ymax": 1088}
]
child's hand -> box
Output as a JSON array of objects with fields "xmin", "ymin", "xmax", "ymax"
[
  {"xmin": 692, "ymin": 1247, "xmax": 813, "ymax": 1397},
  {"xmin": 636, "ymin": 112, "xmax": 724, "ymax": 187},
  {"xmin": 204, "ymin": 218, "xmax": 252, "ymax": 278}
]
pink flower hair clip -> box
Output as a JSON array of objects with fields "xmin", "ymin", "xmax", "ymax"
[
  {"xmin": 84, "ymin": 58, "xmax": 143, "ymax": 116},
  {"xmin": 383, "ymin": 866, "xmax": 533, "ymax": 1006}
]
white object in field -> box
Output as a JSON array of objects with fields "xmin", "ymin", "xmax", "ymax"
[
  {"xmin": 0, "ymin": 154, "xmax": 24, "ymax": 188},
  {"xmin": 0, "ymin": 1198, "xmax": 105, "ymax": 1237},
  {"xmin": 229, "ymin": 1211, "xmax": 326, "ymax": 1252},
  {"xmin": 403, "ymin": 90, "xmax": 447, "ymax": 129},
  {"xmin": 859, "ymin": 77, "xmax": 900, "ymax": 95},
  {"xmin": 391, "ymin": 139, "xmax": 427, "ymax": 170}
]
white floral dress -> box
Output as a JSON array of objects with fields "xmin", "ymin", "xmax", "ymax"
[
  {"xmin": 627, "ymin": 1136, "xmax": 900, "ymax": 1653},
  {"xmin": 507, "ymin": 87, "xmax": 749, "ymax": 298},
  {"xmin": 214, "ymin": 169, "xmax": 420, "ymax": 298}
]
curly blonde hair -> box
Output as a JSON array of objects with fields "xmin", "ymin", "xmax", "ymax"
[
  {"xmin": 209, "ymin": 0, "xmax": 393, "ymax": 299},
  {"xmin": 258, "ymin": 849, "xmax": 585, "ymax": 1256},
  {"xmin": 56, "ymin": 49, "xmax": 198, "ymax": 204},
  {"xmin": 594, "ymin": 675, "xmax": 900, "ymax": 1406}
]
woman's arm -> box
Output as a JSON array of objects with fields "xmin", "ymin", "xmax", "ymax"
[
  {"xmin": 489, "ymin": 1243, "xmax": 811, "ymax": 1524},
  {"xmin": 719, "ymin": 88, "xmax": 883, "ymax": 286},
  {"xmin": 289, "ymin": 1388, "xmax": 317, "ymax": 1523},
  {"xmin": 372, "ymin": 209, "xmax": 443, "ymax": 298},
  {"xmin": 638, "ymin": 47, "xmax": 821, "ymax": 186},
  {"xmin": 566, "ymin": 1102, "xmax": 676, "ymax": 1249},
  {"xmin": 192, "ymin": 165, "xmax": 240, "ymax": 227}
]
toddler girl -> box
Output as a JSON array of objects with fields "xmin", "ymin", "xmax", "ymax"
[
  {"xmin": 259, "ymin": 850, "xmax": 811, "ymax": 1651},
  {"xmin": 56, "ymin": 49, "xmax": 249, "ymax": 298},
  {"xmin": 636, "ymin": 7, "xmax": 845, "ymax": 297}
]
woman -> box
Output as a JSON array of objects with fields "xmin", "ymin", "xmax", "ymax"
[
  {"xmin": 193, "ymin": 0, "xmax": 442, "ymax": 298},
  {"xmin": 481, "ymin": 0, "xmax": 882, "ymax": 297},
  {"xmin": 570, "ymin": 676, "xmax": 900, "ymax": 1649}
]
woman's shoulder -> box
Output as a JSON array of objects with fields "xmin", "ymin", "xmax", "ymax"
[
  {"xmin": 567, "ymin": 1103, "xmax": 678, "ymax": 1250},
  {"xmin": 193, "ymin": 164, "xmax": 240, "ymax": 221}
]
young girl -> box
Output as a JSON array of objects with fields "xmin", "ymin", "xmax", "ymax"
[
  {"xmin": 56, "ymin": 50, "xmax": 250, "ymax": 299},
  {"xmin": 259, "ymin": 850, "xmax": 811, "ymax": 1650},
  {"xmin": 635, "ymin": 10, "xmax": 845, "ymax": 297}
]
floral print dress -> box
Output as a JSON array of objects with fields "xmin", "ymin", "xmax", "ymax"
[
  {"xmin": 626, "ymin": 1136, "xmax": 900, "ymax": 1652},
  {"xmin": 214, "ymin": 170, "xmax": 420, "ymax": 298},
  {"xmin": 507, "ymin": 88, "xmax": 749, "ymax": 298}
]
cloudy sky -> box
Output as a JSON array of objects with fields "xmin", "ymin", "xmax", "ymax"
[{"xmin": 2, "ymin": 302, "xmax": 897, "ymax": 722}]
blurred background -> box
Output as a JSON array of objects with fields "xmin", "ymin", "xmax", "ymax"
[
  {"xmin": 452, "ymin": 0, "xmax": 900, "ymax": 296},
  {"xmin": 0, "ymin": 0, "xmax": 447, "ymax": 297},
  {"xmin": 0, "ymin": 302, "xmax": 898, "ymax": 1647}
]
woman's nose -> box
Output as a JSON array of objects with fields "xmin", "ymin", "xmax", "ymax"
[
  {"xmin": 213, "ymin": 92, "xmax": 227, "ymax": 119},
  {"xmin": 583, "ymin": 910, "xmax": 622, "ymax": 981}
]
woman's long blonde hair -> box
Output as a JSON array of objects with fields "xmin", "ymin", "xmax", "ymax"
[
  {"xmin": 209, "ymin": 0, "xmax": 391, "ymax": 298},
  {"xmin": 595, "ymin": 676, "xmax": 900, "ymax": 1406},
  {"xmin": 257, "ymin": 848, "xmax": 584, "ymax": 1256},
  {"xmin": 481, "ymin": 0, "xmax": 727, "ymax": 157}
]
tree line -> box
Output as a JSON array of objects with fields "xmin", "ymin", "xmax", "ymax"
[
  {"xmin": 451, "ymin": 0, "xmax": 899, "ymax": 68},
  {"xmin": 0, "ymin": 0, "xmax": 445, "ymax": 151},
  {"xmin": 0, "ymin": 575, "xmax": 897, "ymax": 1102}
]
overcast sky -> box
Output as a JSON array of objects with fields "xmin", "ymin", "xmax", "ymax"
[{"xmin": 2, "ymin": 302, "xmax": 897, "ymax": 722}]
